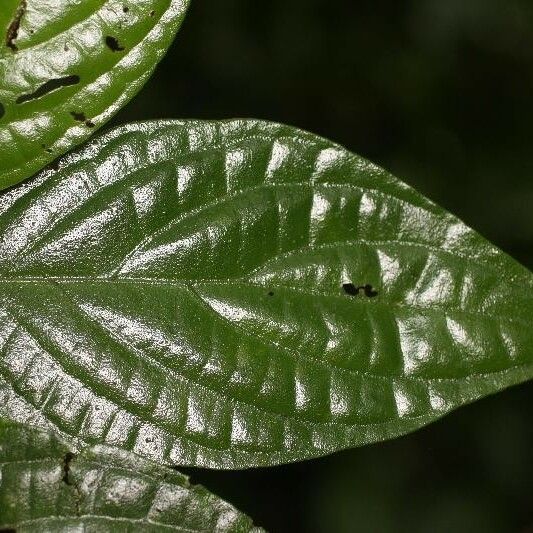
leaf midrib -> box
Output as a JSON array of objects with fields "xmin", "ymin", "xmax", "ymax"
[
  {"xmin": 4, "ymin": 514, "xmax": 202, "ymax": 533},
  {"xmin": 0, "ymin": 275, "xmax": 526, "ymax": 327}
]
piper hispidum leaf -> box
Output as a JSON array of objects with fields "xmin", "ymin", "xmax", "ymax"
[
  {"xmin": 0, "ymin": 120, "xmax": 530, "ymax": 469},
  {"xmin": 0, "ymin": 420, "xmax": 260, "ymax": 532},
  {"xmin": 0, "ymin": 0, "xmax": 189, "ymax": 189}
]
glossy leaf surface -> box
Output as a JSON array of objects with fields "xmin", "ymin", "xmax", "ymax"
[
  {"xmin": 0, "ymin": 420, "xmax": 260, "ymax": 531},
  {"xmin": 0, "ymin": 0, "xmax": 189, "ymax": 189},
  {"xmin": 0, "ymin": 120, "xmax": 530, "ymax": 469}
]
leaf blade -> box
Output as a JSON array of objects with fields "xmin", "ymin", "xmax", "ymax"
[
  {"xmin": 0, "ymin": 420, "xmax": 261, "ymax": 532},
  {"xmin": 0, "ymin": 119, "xmax": 530, "ymax": 468},
  {"xmin": 0, "ymin": 0, "xmax": 190, "ymax": 189}
]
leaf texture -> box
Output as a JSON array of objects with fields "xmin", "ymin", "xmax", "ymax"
[
  {"xmin": 0, "ymin": 120, "xmax": 530, "ymax": 469},
  {"xmin": 0, "ymin": 0, "xmax": 189, "ymax": 189},
  {"xmin": 0, "ymin": 420, "xmax": 261, "ymax": 532}
]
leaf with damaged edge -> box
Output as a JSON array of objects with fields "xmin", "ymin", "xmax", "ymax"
[
  {"xmin": 0, "ymin": 119, "xmax": 530, "ymax": 469},
  {"xmin": 0, "ymin": 420, "xmax": 261, "ymax": 532},
  {"xmin": 0, "ymin": 0, "xmax": 189, "ymax": 189}
]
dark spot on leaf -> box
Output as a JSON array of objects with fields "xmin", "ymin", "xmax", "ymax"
[
  {"xmin": 149, "ymin": 10, "xmax": 155, "ymax": 16},
  {"xmin": 123, "ymin": 5, "xmax": 129, "ymax": 12},
  {"xmin": 342, "ymin": 283, "xmax": 378, "ymax": 298},
  {"xmin": 0, "ymin": 102, "xmax": 4, "ymax": 119},
  {"xmin": 5, "ymin": 0, "xmax": 27, "ymax": 52},
  {"xmin": 62, "ymin": 452, "xmax": 76, "ymax": 485},
  {"xmin": 64, "ymin": 43, "xmax": 69, "ymax": 52},
  {"xmin": 41, "ymin": 143, "xmax": 52, "ymax": 154},
  {"xmin": 268, "ymin": 291, "xmax": 275, "ymax": 297},
  {"xmin": 47, "ymin": 159, "xmax": 60, "ymax": 172},
  {"xmin": 70, "ymin": 111, "xmax": 95, "ymax": 128},
  {"xmin": 105, "ymin": 35, "xmax": 125, "ymax": 51},
  {"xmin": 342, "ymin": 283, "xmax": 358, "ymax": 296},
  {"xmin": 16, "ymin": 75, "xmax": 80, "ymax": 104},
  {"xmin": 363, "ymin": 284, "xmax": 378, "ymax": 298},
  {"xmin": 70, "ymin": 111, "xmax": 87, "ymax": 122}
]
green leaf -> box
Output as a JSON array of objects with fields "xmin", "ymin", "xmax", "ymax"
[
  {"xmin": 0, "ymin": 0, "xmax": 189, "ymax": 190},
  {"xmin": 0, "ymin": 119, "xmax": 530, "ymax": 469},
  {"xmin": 0, "ymin": 420, "xmax": 261, "ymax": 532}
]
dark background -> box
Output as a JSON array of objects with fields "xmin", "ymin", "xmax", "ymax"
[{"xmin": 110, "ymin": 1, "xmax": 533, "ymax": 531}]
